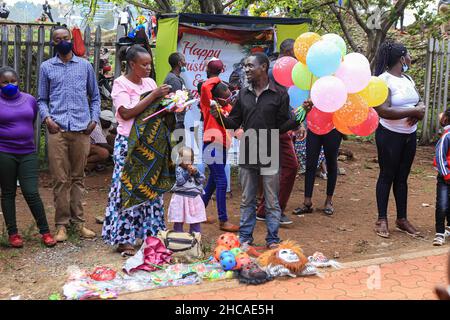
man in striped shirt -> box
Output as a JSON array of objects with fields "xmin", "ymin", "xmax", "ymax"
[{"xmin": 38, "ymin": 26, "xmax": 100, "ymax": 242}]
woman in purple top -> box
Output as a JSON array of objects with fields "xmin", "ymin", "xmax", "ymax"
[{"xmin": 0, "ymin": 67, "xmax": 56, "ymax": 248}]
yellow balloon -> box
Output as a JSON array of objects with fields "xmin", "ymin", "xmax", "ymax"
[
  {"xmin": 334, "ymin": 94, "xmax": 369, "ymax": 127},
  {"xmin": 294, "ymin": 32, "xmax": 321, "ymax": 65},
  {"xmin": 358, "ymin": 76, "xmax": 389, "ymax": 107}
]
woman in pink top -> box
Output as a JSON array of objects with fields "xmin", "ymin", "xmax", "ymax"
[{"xmin": 102, "ymin": 45, "xmax": 170, "ymax": 256}]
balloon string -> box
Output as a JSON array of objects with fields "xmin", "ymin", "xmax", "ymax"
[
  {"xmin": 216, "ymin": 104, "xmax": 232, "ymax": 141},
  {"xmin": 308, "ymin": 74, "xmax": 313, "ymax": 99}
]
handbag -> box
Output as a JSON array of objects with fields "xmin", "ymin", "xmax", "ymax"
[{"xmin": 157, "ymin": 230, "xmax": 203, "ymax": 263}]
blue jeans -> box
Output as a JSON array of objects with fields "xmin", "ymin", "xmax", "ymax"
[
  {"xmin": 435, "ymin": 176, "xmax": 450, "ymax": 234},
  {"xmin": 239, "ymin": 166, "xmax": 281, "ymax": 245},
  {"xmin": 202, "ymin": 142, "xmax": 228, "ymax": 222}
]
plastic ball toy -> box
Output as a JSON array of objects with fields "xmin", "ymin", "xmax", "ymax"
[
  {"xmin": 230, "ymin": 247, "xmax": 242, "ymax": 256},
  {"xmin": 217, "ymin": 233, "xmax": 240, "ymax": 249},
  {"xmin": 234, "ymin": 256, "xmax": 252, "ymax": 270},
  {"xmin": 220, "ymin": 254, "xmax": 237, "ymax": 271},
  {"xmin": 219, "ymin": 250, "xmax": 234, "ymax": 261},
  {"xmin": 214, "ymin": 245, "xmax": 229, "ymax": 261}
]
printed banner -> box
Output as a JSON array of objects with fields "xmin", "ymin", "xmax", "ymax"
[
  {"xmin": 178, "ymin": 32, "xmax": 246, "ymax": 97},
  {"xmin": 178, "ymin": 32, "xmax": 247, "ymax": 166}
]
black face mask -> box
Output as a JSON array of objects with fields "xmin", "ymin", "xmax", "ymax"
[{"xmin": 54, "ymin": 40, "xmax": 73, "ymax": 55}]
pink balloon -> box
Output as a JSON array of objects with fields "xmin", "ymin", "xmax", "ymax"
[
  {"xmin": 273, "ymin": 56, "xmax": 297, "ymax": 87},
  {"xmin": 307, "ymin": 107, "xmax": 334, "ymax": 135},
  {"xmin": 335, "ymin": 53, "xmax": 371, "ymax": 93},
  {"xmin": 310, "ymin": 76, "xmax": 348, "ymax": 113},
  {"xmin": 349, "ymin": 108, "xmax": 379, "ymax": 136}
]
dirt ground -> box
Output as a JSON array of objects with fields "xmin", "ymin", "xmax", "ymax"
[{"xmin": 0, "ymin": 140, "xmax": 444, "ymax": 300}]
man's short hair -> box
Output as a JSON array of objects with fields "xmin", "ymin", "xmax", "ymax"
[
  {"xmin": 280, "ymin": 38, "xmax": 295, "ymax": 55},
  {"xmin": 249, "ymin": 52, "xmax": 270, "ymax": 74},
  {"xmin": 168, "ymin": 52, "xmax": 183, "ymax": 68},
  {"xmin": 52, "ymin": 25, "xmax": 71, "ymax": 38}
]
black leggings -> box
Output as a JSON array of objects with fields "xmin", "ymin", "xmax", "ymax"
[
  {"xmin": 305, "ymin": 129, "xmax": 342, "ymax": 198},
  {"xmin": 375, "ymin": 125, "xmax": 416, "ymax": 220}
]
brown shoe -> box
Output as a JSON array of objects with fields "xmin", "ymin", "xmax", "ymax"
[
  {"xmin": 219, "ymin": 221, "xmax": 239, "ymax": 232},
  {"xmin": 54, "ymin": 226, "xmax": 68, "ymax": 242},
  {"xmin": 396, "ymin": 218, "xmax": 422, "ymax": 238},
  {"xmin": 75, "ymin": 224, "xmax": 96, "ymax": 239},
  {"xmin": 374, "ymin": 219, "xmax": 389, "ymax": 238},
  {"xmin": 203, "ymin": 215, "xmax": 217, "ymax": 224}
]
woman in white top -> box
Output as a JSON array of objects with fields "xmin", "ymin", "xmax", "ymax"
[{"xmin": 373, "ymin": 41, "xmax": 425, "ymax": 238}]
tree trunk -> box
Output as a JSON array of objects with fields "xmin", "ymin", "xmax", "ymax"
[
  {"xmin": 367, "ymin": 30, "xmax": 387, "ymax": 72},
  {"xmin": 213, "ymin": 0, "xmax": 224, "ymax": 14},
  {"xmin": 198, "ymin": 0, "xmax": 214, "ymax": 13}
]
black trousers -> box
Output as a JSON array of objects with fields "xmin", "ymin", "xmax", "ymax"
[
  {"xmin": 305, "ymin": 129, "xmax": 342, "ymax": 198},
  {"xmin": 435, "ymin": 176, "xmax": 450, "ymax": 234},
  {"xmin": 375, "ymin": 125, "xmax": 416, "ymax": 220},
  {"xmin": 0, "ymin": 152, "xmax": 50, "ymax": 236}
]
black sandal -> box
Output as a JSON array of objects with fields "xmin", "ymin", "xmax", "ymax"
[
  {"xmin": 293, "ymin": 204, "xmax": 314, "ymax": 215},
  {"xmin": 323, "ymin": 203, "xmax": 334, "ymax": 216}
]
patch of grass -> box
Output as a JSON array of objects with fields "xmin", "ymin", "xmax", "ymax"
[
  {"xmin": 0, "ymin": 225, "xmax": 9, "ymax": 248},
  {"xmin": 201, "ymin": 239, "xmax": 214, "ymax": 257},
  {"xmin": 66, "ymin": 225, "xmax": 82, "ymax": 246},
  {"xmin": 363, "ymin": 162, "xmax": 374, "ymax": 170},
  {"xmin": 411, "ymin": 167, "xmax": 425, "ymax": 175},
  {"xmin": 22, "ymin": 223, "xmax": 38, "ymax": 242}
]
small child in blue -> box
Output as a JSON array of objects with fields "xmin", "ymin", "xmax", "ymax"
[
  {"xmin": 433, "ymin": 109, "xmax": 450, "ymax": 246},
  {"xmin": 168, "ymin": 146, "xmax": 207, "ymax": 233}
]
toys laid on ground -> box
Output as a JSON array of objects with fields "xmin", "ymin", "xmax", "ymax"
[
  {"xmin": 256, "ymin": 241, "xmax": 342, "ymax": 278},
  {"xmin": 308, "ymin": 251, "xmax": 342, "ymax": 269},
  {"xmin": 257, "ymin": 240, "xmax": 310, "ymax": 278},
  {"xmin": 62, "ymin": 234, "xmax": 343, "ymax": 299}
]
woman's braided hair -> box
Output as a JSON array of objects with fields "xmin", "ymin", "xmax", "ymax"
[{"xmin": 374, "ymin": 40, "xmax": 408, "ymax": 76}]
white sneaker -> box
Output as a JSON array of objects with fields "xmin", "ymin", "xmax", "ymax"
[{"xmin": 433, "ymin": 233, "xmax": 446, "ymax": 246}]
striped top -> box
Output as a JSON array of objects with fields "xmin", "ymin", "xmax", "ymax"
[{"xmin": 37, "ymin": 54, "xmax": 101, "ymax": 132}]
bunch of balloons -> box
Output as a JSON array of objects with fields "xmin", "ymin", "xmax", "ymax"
[
  {"xmin": 272, "ymin": 32, "xmax": 389, "ymax": 137},
  {"xmin": 213, "ymin": 233, "xmax": 252, "ymax": 271}
]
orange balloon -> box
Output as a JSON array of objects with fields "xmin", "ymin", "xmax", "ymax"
[
  {"xmin": 334, "ymin": 94, "xmax": 369, "ymax": 127},
  {"xmin": 294, "ymin": 32, "xmax": 321, "ymax": 64},
  {"xmin": 333, "ymin": 113, "xmax": 353, "ymax": 135}
]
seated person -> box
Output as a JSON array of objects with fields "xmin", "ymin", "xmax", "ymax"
[
  {"xmin": 100, "ymin": 109, "xmax": 117, "ymax": 149},
  {"xmin": 87, "ymin": 122, "xmax": 114, "ymax": 172}
]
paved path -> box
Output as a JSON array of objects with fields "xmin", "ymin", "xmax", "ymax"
[{"xmin": 119, "ymin": 249, "xmax": 449, "ymax": 300}]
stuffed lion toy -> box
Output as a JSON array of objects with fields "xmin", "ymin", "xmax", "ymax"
[{"xmin": 257, "ymin": 240, "xmax": 308, "ymax": 277}]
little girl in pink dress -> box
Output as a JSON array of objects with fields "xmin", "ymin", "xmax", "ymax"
[{"xmin": 168, "ymin": 147, "xmax": 206, "ymax": 233}]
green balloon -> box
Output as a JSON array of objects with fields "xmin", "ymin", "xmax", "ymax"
[
  {"xmin": 322, "ymin": 33, "xmax": 347, "ymax": 57},
  {"xmin": 291, "ymin": 62, "xmax": 317, "ymax": 90}
]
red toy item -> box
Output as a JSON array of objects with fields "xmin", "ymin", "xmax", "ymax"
[
  {"xmin": 234, "ymin": 252, "xmax": 252, "ymax": 270},
  {"xmin": 216, "ymin": 233, "xmax": 240, "ymax": 250},
  {"xmin": 90, "ymin": 267, "xmax": 117, "ymax": 281},
  {"xmin": 214, "ymin": 245, "xmax": 229, "ymax": 261}
]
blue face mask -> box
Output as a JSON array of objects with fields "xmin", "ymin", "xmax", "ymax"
[
  {"xmin": 54, "ymin": 40, "xmax": 73, "ymax": 55},
  {"xmin": 1, "ymin": 84, "xmax": 19, "ymax": 97},
  {"xmin": 180, "ymin": 66, "xmax": 187, "ymax": 73},
  {"xmin": 402, "ymin": 63, "xmax": 409, "ymax": 72}
]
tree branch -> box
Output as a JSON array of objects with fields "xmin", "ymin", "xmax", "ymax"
[
  {"xmin": 348, "ymin": 0, "xmax": 372, "ymax": 35},
  {"xmin": 329, "ymin": 4, "xmax": 359, "ymax": 52},
  {"xmin": 181, "ymin": 0, "xmax": 192, "ymax": 12},
  {"xmin": 381, "ymin": 0, "xmax": 411, "ymax": 34},
  {"xmin": 127, "ymin": 0, "xmax": 163, "ymax": 13},
  {"xmin": 223, "ymin": 0, "xmax": 239, "ymax": 9},
  {"xmin": 153, "ymin": 0, "xmax": 173, "ymax": 12},
  {"xmin": 301, "ymin": 1, "xmax": 335, "ymax": 14}
]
